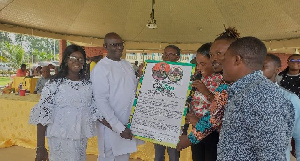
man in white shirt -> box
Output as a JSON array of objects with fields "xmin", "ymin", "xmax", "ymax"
[{"xmin": 91, "ymin": 32, "xmax": 141, "ymax": 161}]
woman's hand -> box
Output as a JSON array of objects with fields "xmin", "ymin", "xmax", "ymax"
[
  {"xmin": 35, "ymin": 146, "xmax": 48, "ymax": 161},
  {"xmin": 191, "ymin": 80, "xmax": 210, "ymax": 96},
  {"xmin": 186, "ymin": 113, "xmax": 200, "ymax": 127},
  {"xmin": 176, "ymin": 135, "xmax": 192, "ymax": 151}
]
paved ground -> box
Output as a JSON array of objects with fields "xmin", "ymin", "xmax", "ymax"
[
  {"xmin": 0, "ymin": 146, "xmax": 296, "ymax": 161},
  {"xmin": 0, "ymin": 146, "xmax": 142, "ymax": 161}
]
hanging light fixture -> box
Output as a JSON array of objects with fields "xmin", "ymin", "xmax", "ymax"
[
  {"xmin": 295, "ymin": 48, "xmax": 299, "ymax": 54},
  {"xmin": 146, "ymin": 0, "xmax": 157, "ymax": 29}
]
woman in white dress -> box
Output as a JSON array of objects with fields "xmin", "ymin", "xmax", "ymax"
[{"xmin": 29, "ymin": 45, "xmax": 98, "ymax": 161}]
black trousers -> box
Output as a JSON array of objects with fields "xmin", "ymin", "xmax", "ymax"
[{"xmin": 191, "ymin": 131, "xmax": 219, "ymax": 161}]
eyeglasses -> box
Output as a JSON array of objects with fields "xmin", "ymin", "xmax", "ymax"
[
  {"xmin": 105, "ymin": 43, "xmax": 124, "ymax": 47},
  {"xmin": 288, "ymin": 59, "xmax": 300, "ymax": 63},
  {"xmin": 68, "ymin": 56, "xmax": 85, "ymax": 64},
  {"xmin": 163, "ymin": 52, "xmax": 178, "ymax": 57}
]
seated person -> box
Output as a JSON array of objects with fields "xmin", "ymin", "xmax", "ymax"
[
  {"xmin": 54, "ymin": 66, "xmax": 59, "ymax": 75},
  {"xmin": 33, "ymin": 66, "xmax": 42, "ymax": 76},
  {"xmin": 48, "ymin": 63, "xmax": 56, "ymax": 75},
  {"xmin": 34, "ymin": 66, "xmax": 51, "ymax": 94},
  {"xmin": 16, "ymin": 64, "xmax": 28, "ymax": 77}
]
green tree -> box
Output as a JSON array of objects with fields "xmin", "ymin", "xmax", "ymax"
[
  {"xmin": 27, "ymin": 35, "xmax": 59, "ymax": 58},
  {"xmin": 0, "ymin": 31, "xmax": 60, "ymax": 64},
  {"xmin": 39, "ymin": 51, "xmax": 54, "ymax": 61},
  {"xmin": 0, "ymin": 31, "xmax": 13, "ymax": 62},
  {"xmin": 7, "ymin": 31, "xmax": 59, "ymax": 61},
  {"xmin": 0, "ymin": 56, "xmax": 7, "ymax": 62},
  {"xmin": 1, "ymin": 41, "xmax": 25, "ymax": 69},
  {"xmin": 0, "ymin": 31, "xmax": 12, "ymax": 44}
]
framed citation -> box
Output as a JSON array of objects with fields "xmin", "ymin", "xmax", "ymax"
[{"xmin": 128, "ymin": 60, "xmax": 195, "ymax": 148}]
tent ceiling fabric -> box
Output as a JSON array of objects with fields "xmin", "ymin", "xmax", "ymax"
[{"xmin": 0, "ymin": 0, "xmax": 299, "ymax": 53}]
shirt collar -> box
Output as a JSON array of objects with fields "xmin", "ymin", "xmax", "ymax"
[{"xmin": 228, "ymin": 70, "xmax": 264, "ymax": 97}]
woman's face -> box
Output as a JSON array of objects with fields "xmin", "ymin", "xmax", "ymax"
[
  {"xmin": 66, "ymin": 51, "xmax": 85, "ymax": 74},
  {"xmin": 288, "ymin": 55, "xmax": 300, "ymax": 71},
  {"xmin": 209, "ymin": 39, "xmax": 232, "ymax": 73},
  {"xmin": 196, "ymin": 54, "xmax": 214, "ymax": 77}
]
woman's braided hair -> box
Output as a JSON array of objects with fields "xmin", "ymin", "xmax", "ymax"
[{"xmin": 215, "ymin": 26, "xmax": 240, "ymax": 41}]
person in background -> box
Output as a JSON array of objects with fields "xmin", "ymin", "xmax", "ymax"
[
  {"xmin": 190, "ymin": 57, "xmax": 197, "ymax": 64},
  {"xmin": 154, "ymin": 45, "xmax": 181, "ymax": 161},
  {"xmin": 277, "ymin": 54, "xmax": 300, "ymax": 98},
  {"xmin": 47, "ymin": 64, "xmax": 56, "ymax": 76},
  {"xmin": 218, "ymin": 36, "xmax": 294, "ymax": 160},
  {"xmin": 263, "ymin": 53, "xmax": 300, "ymax": 160},
  {"xmin": 276, "ymin": 54, "xmax": 300, "ymax": 155},
  {"xmin": 132, "ymin": 61, "xmax": 139, "ymax": 72},
  {"xmin": 48, "ymin": 64, "xmax": 55, "ymax": 70},
  {"xmin": 178, "ymin": 43, "xmax": 223, "ymax": 161},
  {"xmin": 84, "ymin": 55, "xmax": 103, "ymax": 79},
  {"xmin": 90, "ymin": 55, "xmax": 103, "ymax": 72},
  {"xmin": 54, "ymin": 66, "xmax": 59, "ymax": 75},
  {"xmin": 34, "ymin": 66, "xmax": 51, "ymax": 94},
  {"xmin": 132, "ymin": 61, "xmax": 140, "ymax": 78},
  {"xmin": 33, "ymin": 66, "xmax": 42, "ymax": 76},
  {"xmin": 29, "ymin": 44, "xmax": 96, "ymax": 161},
  {"xmin": 16, "ymin": 64, "xmax": 28, "ymax": 77},
  {"xmin": 91, "ymin": 32, "xmax": 142, "ymax": 161},
  {"xmin": 176, "ymin": 27, "xmax": 240, "ymax": 161}
]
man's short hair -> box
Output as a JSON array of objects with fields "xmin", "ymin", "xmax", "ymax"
[
  {"xmin": 165, "ymin": 45, "xmax": 181, "ymax": 56},
  {"xmin": 42, "ymin": 66, "xmax": 50, "ymax": 72},
  {"xmin": 21, "ymin": 64, "xmax": 26, "ymax": 68},
  {"xmin": 104, "ymin": 32, "xmax": 121, "ymax": 43},
  {"xmin": 228, "ymin": 36, "xmax": 267, "ymax": 70},
  {"xmin": 266, "ymin": 54, "xmax": 281, "ymax": 67}
]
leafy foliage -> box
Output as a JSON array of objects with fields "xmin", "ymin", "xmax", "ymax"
[
  {"xmin": 0, "ymin": 31, "xmax": 60, "ymax": 69},
  {"xmin": 1, "ymin": 41, "xmax": 24, "ymax": 69}
]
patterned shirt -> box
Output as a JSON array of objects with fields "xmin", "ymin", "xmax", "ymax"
[
  {"xmin": 188, "ymin": 83, "xmax": 228, "ymax": 144},
  {"xmin": 277, "ymin": 73, "xmax": 300, "ymax": 98},
  {"xmin": 191, "ymin": 73, "xmax": 223, "ymax": 117},
  {"xmin": 217, "ymin": 71, "xmax": 295, "ymax": 161}
]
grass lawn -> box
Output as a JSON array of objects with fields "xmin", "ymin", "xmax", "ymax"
[{"xmin": 0, "ymin": 77, "xmax": 12, "ymax": 86}]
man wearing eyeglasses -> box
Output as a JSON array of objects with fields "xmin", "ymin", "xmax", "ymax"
[
  {"xmin": 161, "ymin": 45, "xmax": 181, "ymax": 62},
  {"xmin": 276, "ymin": 54, "xmax": 300, "ymax": 98},
  {"xmin": 91, "ymin": 32, "xmax": 143, "ymax": 161},
  {"xmin": 154, "ymin": 45, "xmax": 181, "ymax": 161}
]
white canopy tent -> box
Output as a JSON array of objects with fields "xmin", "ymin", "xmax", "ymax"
[{"xmin": 0, "ymin": 0, "xmax": 299, "ymax": 53}]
